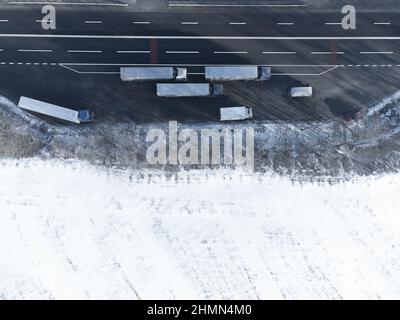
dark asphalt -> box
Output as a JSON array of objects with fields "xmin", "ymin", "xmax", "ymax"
[{"xmin": 0, "ymin": 2, "xmax": 399, "ymax": 123}]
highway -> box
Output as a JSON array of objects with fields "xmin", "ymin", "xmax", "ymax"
[{"xmin": 0, "ymin": 0, "xmax": 399, "ymax": 122}]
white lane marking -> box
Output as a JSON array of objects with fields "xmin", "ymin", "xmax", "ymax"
[
  {"xmin": 61, "ymin": 63, "xmax": 339, "ymax": 67},
  {"xmin": 181, "ymin": 22, "xmax": 199, "ymax": 25},
  {"xmin": 0, "ymin": 62, "xmax": 65, "ymax": 65},
  {"xmin": 35, "ymin": 19, "xmax": 54, "ymax": 23},
  {"xmin": 3, "ymin": 34, "xmax": 400, "ymax": 40},
  {"xmin": 18, "ymin": 49, "xmax": 53, "ymax": 52},
  {"xmin": 0, "ymin": 20, "xmax": 9, "ymax": 22},
  {"xmin": 360, "ymin": 51, "xmax": 394, "ymax": 54},
  {"xmin": 116, "ymin": 50, "xmax": 150, "ymax": 54},
  {"xmin": 0, "ymin": 49, "xmax": 3, "ymax": 51},
  {"xmin": 311, "ymin": 51, "xmax": 345, "ymax": 55},
  {"xmin": 168, "ymin": 3, "xmax": 308, "ymax": 8},
  {"xmin": 262, "ymin": 51, "xmax": 296, "ymax": 54},
  {"xmin": 229, "ymin": 22, "xmax": 247, "ymax": 25},
  {"xmin": 277, "ymin": 22, "xmax": 294, "ymax": 25},
  {"xmin": 84, "ymin": 20, "xmax": 102, "ymax": 24},
  {"xmin": 9, "ymin": 2, "xmax": 128, "ymax": 6},
  {"xmin": 67, "ymin": 50, "xmax": 102, "ymax": 53},
  {"xmin": 374, "ymin": 22, "xmax": 391, "ymax": 25},
  {"xmin": 165, "ymin": 51, "xmax": 199, "ymax": 54},
  {"xmin": 325, "ymin": 22, "xmax": 342, "ymax": 25},
  {"xmin": 133, "ymin": 21, "xmax": 151, "ymax": 25},
  {"xmin": 271, "ymin": 65, "xmax": 340, "ymax": 76},
  {"xmin": 214, "ymin": 51, "xmax": 248, "ymax": 54}
]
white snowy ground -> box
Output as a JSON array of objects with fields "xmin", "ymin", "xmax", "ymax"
[{"xmin": 1, "ymin": 159, "xmax": 400, "ymax": 300}]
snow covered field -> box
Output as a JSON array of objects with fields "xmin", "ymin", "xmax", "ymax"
[{"xmin": 1, "ymin": 159, "xmax": 400, "ymax": 300}]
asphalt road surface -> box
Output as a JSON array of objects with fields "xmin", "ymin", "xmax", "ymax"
[{"xmin": 0, "ymin": 0, "xmax": 399, "ymax": 122}]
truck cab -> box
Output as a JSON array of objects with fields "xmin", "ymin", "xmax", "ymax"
[
  {"xmin": 173, "ymin": 67, "xmax": 187, "ymax": 81},
  {"xmin": 78, "ymin": 110, "xmax": 95, "ymax": 123},
  {"xmin": 258, "ymin": 67, "xmax": 272, "ymax": 80}
]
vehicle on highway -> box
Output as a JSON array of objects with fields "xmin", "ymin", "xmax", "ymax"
[
  {"xmin": 120, "ymin": 67, "xmax": 187, "ymax": 81},
  {"xmin": 289, "ymin": 86, "xmax": 313, "ymax": 98},
  {"xmin": 220, "ymin": 106, "xmax": 253, "ymax": 121},
  {"xmin": 156, "ymin": 83, "xmax": 224, "ymax": 97},
  {"xmin": 18, "ymin": 96, "xmax": 94, "ymax": 124},
  {"xmin": 205, "ymin": 66, "xmax": 271, "ymax": 81}
]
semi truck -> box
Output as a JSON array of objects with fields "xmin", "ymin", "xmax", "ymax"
[
  {"xmin": 120, "ymin": 67, "xmax": 187, "ymax": 81},
  {"xmin": 157, "ymin": 83, "xmax": 224, "ymax": 97},
  {"xmin": 205, "ymin": 66, "xmax": 271, "ymax": 81},
  {"xmin": 18, "ymin": 96, "xmax": 94, "ymax": 124},
  {"xmin": 220, "ymin": 106, "xmax": 253, "ymax": 121}
]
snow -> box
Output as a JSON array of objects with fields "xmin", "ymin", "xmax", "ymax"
[{"xmin": 1, "ymin": 159, "xmax": 400, "ymax": 300}]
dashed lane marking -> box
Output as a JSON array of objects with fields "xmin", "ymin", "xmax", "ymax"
[
  {"xmin": 165, "ymin": 51, "xmax": 199, "ymax": 54},
  {"xmin": 84, "ymin": 20, "xmax": 103, "ymax": 24},
  {"xmin": 67, "ymin": 50, "xmax": 103, "ymax": 53},
  {"xmin": 214, "ymin": 51, "xmax": 248, "ymax": 54},
  {"xmin": 116, "ymin": 50, "xmax": 151, "ymax": 54},
  {"xmin": 9, "ymin": 1, "xmax": 128, "ymax": 6},
  {"xmin": 17, "ymin": 49, "xmax": 53, "ymax": 52},
  {"xmin": 181, "ymin": 22, "xmax": 200, "ymax": 25}
]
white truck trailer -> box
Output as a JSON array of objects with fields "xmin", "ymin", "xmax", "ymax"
[
  {"xmin": 120, "ymin": 67, "xmax": 187, "ymax": 81},
  {"xmin": 157, "ymin": 83, "xmax": 223, "ymax": 97},
  {"xmin": 220, "ymin": 106, "xmax": 253, "ymax": 121},
  {"xmin": 18, "ymin": 96, "xmax": 94, "ymax": 124},
  {"xmin": 205, "ymin": 66, "xmax": 271, "ymax": 81}
]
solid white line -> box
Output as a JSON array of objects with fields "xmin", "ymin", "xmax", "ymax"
[
  {"xmin": 2, "ymin": 34, "xmax": 400, "ymax": 40},
  {"xmin": 168, "ymin": 3, "xmax": 308, "ymax": 7},
  {"xmin": 0, "ymin": 20, "xmax": 9, "ymax": 22},
  {"xmin": 84, "ymin": 20, "xmax": 102, "ymax": 24},
  {"xmin": 18, "ymin": 49, "xmax": 53, "ymax": 52},
  {"xmin": 165, "ymin": 51, "xmax": 199, "ymax": 54},
  {"xmin": 60, "ymin": 63, "xmax": 339, "ymax": 67},
  {"xmin": 116, "ymin": 50, "xmax": 150, "ymax": 54},
  {"xmin": 9, "ymin": 1, "xmax": 128, "ymax": 6},
  {"xmin": 67, "ymin": 50, "xmax": 102, "ymax": 53}
]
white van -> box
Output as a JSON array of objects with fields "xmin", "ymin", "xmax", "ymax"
[
  {"xmin": 290, "ymin": 86, "xmax": 313, "ymax": 98},
  {"xmin": 220, "ymin": 106, "xmax": 253, "ymax": 121}
]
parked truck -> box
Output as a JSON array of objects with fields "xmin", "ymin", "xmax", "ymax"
[
  {"xmin": 220, "ymin": 106, "xmax": 253, "ymax": 121},
  {"xmin": 205, "ymin": 66, "xmax": 271, "ymax": 81},
  {"xmin": 157, "ymin": 83, "xmax": 223, "ymax": 97},
  {"xmin": 289, "ymin": 86, "xmax": 313, "ymax": 98},
  {"xmin": 120, "ymin": 67, "xmax": 187, "ymax": 81},
  {"xmin": 18, "ymin": 96, "xmax": 94, "ymax": 124}
]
